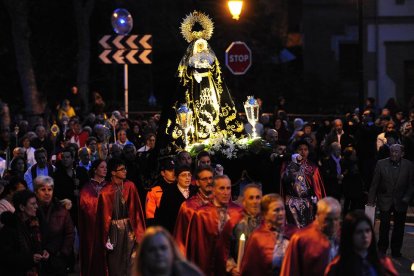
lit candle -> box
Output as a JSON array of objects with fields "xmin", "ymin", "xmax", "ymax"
[{"xmin": 237, "ymin": 233, "xmax": 246, "ymax": 270}]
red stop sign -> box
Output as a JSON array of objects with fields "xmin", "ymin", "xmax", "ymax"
[{"xmin": 225, "ymin": 41, "xmax": 252, "ymax": 75}]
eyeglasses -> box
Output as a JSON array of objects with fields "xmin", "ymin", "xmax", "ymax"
[
  {"xmin": 115, "ymin": 167, "xmax": 127, "ymax": 172},
  {"xmin": 199, "ymin": 176, "xmax": 213, "ymax": 182}
]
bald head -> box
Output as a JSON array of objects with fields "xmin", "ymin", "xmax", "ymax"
[
  {"xmin": 333, "ymin": 119, "xmax": 343, "ymax": 133},
  {"xmin": 13, "ymin": 147, "xmax": 26, "ymax": 158},
  {"xmin": 212, "ymin": 175, "xmax": 231, "ymax": 207},
  {"xmin": 317, "ymin": 197, "xmax": 341, "ymax": 215},
  {"xmin": 389, "ymin": 144, "xmax": 404, "ymax": 162},
  {"xmin": 316, "ymin": 197, "xmax": 341, "ymax": 238}
]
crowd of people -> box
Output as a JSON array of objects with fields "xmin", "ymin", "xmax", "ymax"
[{"xmin": 0, "ymin": 94, "xmax": 413, "ymax": 276}]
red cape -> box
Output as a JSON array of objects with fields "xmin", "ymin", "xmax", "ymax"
[
  {"xmin": 187, "ymin": 201, "xmax": 243, "ymax": 276},
  {"xmin": 241, "ymin": 223, "xmax": 298, "ymax": 276},
  {"xmin": 173, "ymin": 193, "xmax": 209, "ymax": 256},
  {"xmin": 91, "ymin": 181, "xmax": 146, "ymax": 276},
  {"xmin": 280, "ymin": 221, "xmax": 335, "ymax": 276},
  {"xmin": 78, "ymin": 181, "xmax": 105, "ymax": 276}
]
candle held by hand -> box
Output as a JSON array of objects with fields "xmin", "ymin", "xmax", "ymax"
[{"xmin": 237, "ymin": 233, "xmax": 246, "ymax": 270}]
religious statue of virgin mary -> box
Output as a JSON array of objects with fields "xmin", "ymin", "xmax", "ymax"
[{"xmin": 158, "ymin": 11, "xmax": 243, "ymax": 153}]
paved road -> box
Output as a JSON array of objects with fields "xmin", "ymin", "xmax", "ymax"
[
  {"xmin": 69, "ymin": 207, "xmax": 414, "ymax": 276},
  {"xmin": 375, "ymin": 206, "xmax": 414, "ymax": 276}
]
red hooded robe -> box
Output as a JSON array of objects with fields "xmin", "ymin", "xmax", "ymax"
[
  {"xmin": 240, "ymin": 223, "xmax": 298, "ymax": 276},
  {"xmin": 173, "ymin": 192, "xmax": 210, "ymax": 256},
  {"xmin": 280, "ymin": 221, "xmax": 337, "ymax": 276},
  {"xmin": 187, "ymin": 201, "xmax": 243, "ymax": 276},
  {"xmin": 78, "ymin": 180, "xmax": 106, "ymax": 276},
  {"xmin": 91, "ymin": 180, "xmax": 146, "ymax": 276}
]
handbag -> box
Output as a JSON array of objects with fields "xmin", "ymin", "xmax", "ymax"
[{"xmin": 365, "ymin": 204, "xmax": 376, "ymax": 225}]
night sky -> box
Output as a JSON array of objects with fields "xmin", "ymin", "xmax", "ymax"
[{"xmin": 0, "ymin": 0, "xmax": 302, "ymax": 116}]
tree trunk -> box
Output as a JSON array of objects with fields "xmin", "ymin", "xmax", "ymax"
[
  {"xmin": 4, "ymin": 0, "xmax": 45, "ymax": 121},
  {"xmin": 73, "ymin": 0, "xmax": 95, "ymax": 116}
]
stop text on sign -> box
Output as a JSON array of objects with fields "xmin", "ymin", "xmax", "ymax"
[{"xmin": 229, "ymin": 55, "xmax": 250, "ymax": 62}]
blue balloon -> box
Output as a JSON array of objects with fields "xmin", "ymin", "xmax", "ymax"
[{"xmin": 111, "ymin": 8, "xmax": 133, "ymax": 35}]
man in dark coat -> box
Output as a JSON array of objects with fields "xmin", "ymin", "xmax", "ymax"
[
  {"xmin": 324, "ymin": 119, "xmax": 354, "ymax": 153},
  {"xmin": 321, "ymin": 142, "xmax": 343, "ymax": 201},
  {"xmin": 156, "ymin": 165, "xmax": 197, "ymax": 233},
  {"xmin": 368, "ymin": 144, "xmax": 414, "ymax": 257}
]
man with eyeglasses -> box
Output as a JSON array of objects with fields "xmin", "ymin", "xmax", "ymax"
[
  {"xmin": 156, "ymin": 165, "xmax": 197, "ymax": 233},
  {"xmin": 85, "ymin": 136, "xmax": 99, "ymax": 162},
  {"xmin": 91, "ymin": 158, "xmax": 145, "ymax": 276},
  {"xmin": 174, "ymin": 165, "xmax": 214, "ymax": 255}
]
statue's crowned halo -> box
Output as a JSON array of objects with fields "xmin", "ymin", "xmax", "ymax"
[{"xmin": 158, "ymin": 11, "xmax": 243, "ymax": 155}]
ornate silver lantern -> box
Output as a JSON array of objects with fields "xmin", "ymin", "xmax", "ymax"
[
  {"xmin": 177, "ymin": 103, "xmax": 193, "ymax": 148},
  {"xmin": 244, "ymin": 96, "xmax": 259, "ymax": 138}
]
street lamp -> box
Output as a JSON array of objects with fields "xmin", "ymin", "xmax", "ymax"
[
  {"xmin": 244, "ymin": 96, "xmax": 259, "ymax": 138},
  {"xmin": 177, "ymin": 103, "xmax": 193, "ymax": 148},
  {"xmin": 111, "ymin": 8, "xmax": 133, "ymax": 118},
  {"xmin": 228, "ymin": 0, "xmax": 243, "ymax": 20}
]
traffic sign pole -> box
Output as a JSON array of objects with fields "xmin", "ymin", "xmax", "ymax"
[
  {"xmin": 124, "ymin": 64, "xmax": 129, "ymax": 118},
  {"xmin": 99, "ymin": 34, "xmax": 153, "ymax": 117}
]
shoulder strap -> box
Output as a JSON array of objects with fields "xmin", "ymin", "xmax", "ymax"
[{"xmin": 31, "ymin": 164, "xmax": 37, "ymax": 179}]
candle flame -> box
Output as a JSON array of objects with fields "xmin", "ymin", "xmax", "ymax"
[
  {"xmin": 240, "ymin": 233, "xmax": 245, "ymax": 241},
  {"xmin": 411, "ymin": 262, "xmax": 414, "ymax": 271}
]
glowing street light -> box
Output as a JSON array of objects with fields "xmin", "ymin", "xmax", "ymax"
[{"xmin": 228, "ymin": 0, "xmax": 243, "ymax": 20}]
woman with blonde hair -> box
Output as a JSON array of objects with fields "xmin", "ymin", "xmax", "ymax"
[
  {"xmin": 240, "ymin": 194, "xmax": 297, "ymax": 276},
  {"xmin": 136, "ymin": 226, "xmax": 203, "ymax": 276}
]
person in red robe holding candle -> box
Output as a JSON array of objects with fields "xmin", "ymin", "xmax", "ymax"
[
  {"xmin": 91, "ymin": 158, "xmax": 146, "ymax": 276},
  {"xmin": 173, "ymin": 165, "xmax": 214, "ymax": 255},
  {"xmin": 187, "ymin": 175, "xmax": 243, "ymax": 276},
  {"xmin": 280, "ymin": 197, "xmax": 341, "ymax": 276},
  {"xmin": 78, "ymin": 159, "xmax": 107, "ymax": 276},
  {"xmin": 227, "ymin": 183, "xmax": 263, "ymax": 275},
  {"xmin": 240, "ymin": 193, "xmax": 297, "ymax": 276}
]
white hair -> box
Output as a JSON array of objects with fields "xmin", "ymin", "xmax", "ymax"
[
  {"xmin": 317, "ymin": 197, "xmax": 341, "ymax": 215},
  {"xmin": 34, "ymin": 175, "xmax": 54, "ymax": 191}
]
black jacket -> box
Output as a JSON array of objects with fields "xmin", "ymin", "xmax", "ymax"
[
  {"xmin": 0, "ymin": 212, "xmax": 41, "ymax": 276},
  {"xmin": 368, "ymin": 158, "xmax": 414, "ymax": 212},
  {"xmin": 156, "ymin": 183, "xmax": 197, "ymax": 233}
]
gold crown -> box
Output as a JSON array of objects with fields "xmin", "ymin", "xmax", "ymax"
[{"xmin": 180, "ymin": 11, "xmax": 214, "ymax": 43}]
